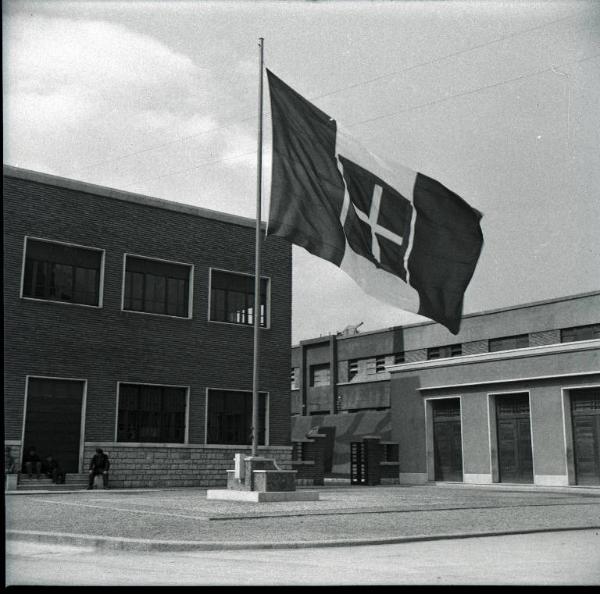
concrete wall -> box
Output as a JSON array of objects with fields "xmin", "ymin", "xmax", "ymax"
[{"xmin": 391, "ymin": 343, "xmax": 600, "ymax": 486}]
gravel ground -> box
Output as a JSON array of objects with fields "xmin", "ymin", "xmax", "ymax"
[{"xmin": 6, "ymin": 485, "xmax": 600, "ymax": 544}]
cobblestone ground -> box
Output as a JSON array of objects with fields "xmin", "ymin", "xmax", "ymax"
[{"xmin": 6, "ymin": 485, "xmax": 600, "ymax": 544}]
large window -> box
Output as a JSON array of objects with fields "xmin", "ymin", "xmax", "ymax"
[
  {"xmin": 117, "ymin": 383, "xmax": 187, "ymax": 443},
  {"xmin": 210, "ymin": 269, "xmax": 268, "ymax": 327},
  {"xmin": 561, "ymin": 324, "xmax": 600, "ymax": 343},
  {"xmin": 489, "ymin": 334, "xmax": 530, "ymax": 352},
  {"xmin": 124, "ymin": 255, "xmax": 191, "ymax": 317},
  {"xmin": 22, "ymin": 238, "xmax": 103, "ymax": 306},
  {"xmin": 206, "ymin": 389, "xmax": 267, "ymax": 445}
]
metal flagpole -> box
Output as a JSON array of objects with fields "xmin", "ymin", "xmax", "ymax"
[{"xmin": 251, "ymin": 37, "xmax": 264, "ymax": 458}]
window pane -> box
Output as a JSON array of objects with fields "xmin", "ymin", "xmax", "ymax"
[
  {"xmin": 124, "ymin": 256, "xmax": 190, "ymax": 317},
  {"xmin": 206, "ymin": 390, "xmax": 266, "ymax": 445},
  {"xmin": 73, "ymin": 267, "xmax": 98, "ymax": 305},
  {"xmin": 209, "ymin": 270, "xmax": 268, "ymax": 327},
  {"xmin": 166, "ymin": 278, "xmax": 187, "ymax": 316},
  {"xmin": 310, "ymin": 364, "xmax": 330, "ymax": 387},
  {"xmin": 23, "ymin": 239, "xmax": 101, "ymax": 305},
  {"xmin": 117, "ymin": 384, "xmax": 186, "ymax": 444}
]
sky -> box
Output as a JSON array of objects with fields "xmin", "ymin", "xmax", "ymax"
[{"xmin": 3, "ymin": 0, "xmax": 600, "ymax": 344}]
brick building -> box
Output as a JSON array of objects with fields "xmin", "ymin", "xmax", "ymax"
[
  {"xmin": 292, "ymin": 292, "xmax": 600, "ymax": 487},
  {"xmin": 3, "ymin": 165, "xmax": 292, "ymax": 488}
]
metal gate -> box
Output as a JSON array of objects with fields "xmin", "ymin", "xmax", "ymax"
[{"xmin": 350, "ymin": 442, "xmax": 366, "ymax": 484}]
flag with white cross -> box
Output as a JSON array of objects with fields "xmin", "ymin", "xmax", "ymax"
[{"xmin": 266, "ymin": 69, "xmax": 484, "ymax": 335}]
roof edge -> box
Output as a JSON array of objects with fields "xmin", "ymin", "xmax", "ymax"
[{"xmin": 3, "ymin": 164, "xmax": 265, "ymax": 230}]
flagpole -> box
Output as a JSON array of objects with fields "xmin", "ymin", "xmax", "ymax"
[{"xmin": 251, "ymin": 37, "xmax": 264, "ymax": 458}]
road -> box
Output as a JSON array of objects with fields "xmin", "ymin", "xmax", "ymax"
[{"xmin": 6, "ymin": 529, "xmax": 600, "ymax": 586}]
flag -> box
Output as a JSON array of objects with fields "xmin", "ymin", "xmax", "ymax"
[{"xmin": 266, "ymin": 69, "xmax": 484, "ymax": 335}]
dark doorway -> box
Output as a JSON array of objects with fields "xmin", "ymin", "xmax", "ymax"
[
  {"xmin": 432, "ymin": 398, "xmax": 463, "ymax": 482},
  {"xmin": 496, "ymin": 393, "xmax": 533, "ymax": 483},
  {"xmin": 23, "ymin": 377, "xmax": 85, "ymax": 473},
  {"xmin": 571, "ymin": 387, "xmax": 600, "ymax": 486}
]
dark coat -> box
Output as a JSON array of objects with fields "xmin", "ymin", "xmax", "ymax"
[{"xmin": 89, "ymin": 453, "xmax": 110, "ymax": 473}]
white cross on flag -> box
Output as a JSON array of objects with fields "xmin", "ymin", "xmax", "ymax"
[{"xmin": 266, "ymin": 70, "xmax": 484, "ymax": 335}]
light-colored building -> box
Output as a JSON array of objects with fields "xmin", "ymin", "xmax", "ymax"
[{"xmin": 292, "ymin": 292, "xmax": 600, "ymax": 487}]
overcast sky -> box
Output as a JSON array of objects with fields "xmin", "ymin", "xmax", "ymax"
[{"xmin": 3, "ymin": 0, "xmax": 599, "ymax": 344}]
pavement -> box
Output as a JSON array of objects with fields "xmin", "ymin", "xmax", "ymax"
[{"xmin": 5, "ymin": 482, "xmax": 600, "ymax": 551}]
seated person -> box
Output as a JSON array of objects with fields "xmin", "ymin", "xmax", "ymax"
[
  {"xmin": 23, "ymin": 446, "xmax": 42, "ymax": 479},
  {"xmin": 4, "ymin": 446, "xmax": 16, "ymax": 475},
  {"xmin": 88, "ymin": 448, "xmax": 110, "ymax": 489},
  {"xmin": 44, "ymin": 455, "xmax": 66, "ymax": 484}
]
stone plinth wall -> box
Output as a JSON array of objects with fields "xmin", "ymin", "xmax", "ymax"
[{"xmin": 84, "ymin": 444, "xmax": 292, "ymax": 489}]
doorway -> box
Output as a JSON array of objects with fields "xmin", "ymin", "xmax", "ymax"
[
  {"xmin": 432, "ymin": 398, "xmax": 463, "ymax": 482},
  {"xmin": 23, "ymin": 377, "xmax": 85, "ymax": 473},
  {"xmin": 571, "ymin": 387, "xmax": 600, "ymax": 485},
  {"xmin": 496, "ymin": 393, "xmax": 533, "ymax": 483}
]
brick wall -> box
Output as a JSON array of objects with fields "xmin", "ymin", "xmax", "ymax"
[
  {"xmin": 4, "ymin": 171, "xmax": 292, "ymax": 480},
  {"xmin": 84, "ymin": 444, "xmax": 292, "ymax": 488}
]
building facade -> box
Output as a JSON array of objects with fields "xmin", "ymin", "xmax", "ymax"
[
  {"xmin": 291, "ymin": 292, "xmax": 600, "ymax": 487},
  {"xmin": 4, "ymin": 166, "xmax": 293, "ymax": 488}
]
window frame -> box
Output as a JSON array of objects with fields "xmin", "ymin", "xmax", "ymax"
[
  {"xmin": 488, "ymin": 333, "xmax": 530, "ymax": 353},
  {"xmin": 427, "ymin": 344, "xmax": 463, "ymax": 360},
  {"xmin": 204, "ymin": 387, "xmax": 270, "ymax": 446},
  {"xmin": 121, "ymin": 253, "xmax": 194, "ymax": 319},
  {"xmin": 310, "ymin": 364, "xmax": 331, "ymax": 387},
  {"xmin": 115, "ymin": 381, "xmax": 190, "ymax": 444},
  {"xmin": 348, "ymin": 359, "xmax": 359, "ymax": 380},
  {"xmin": 560, "ymin": 324, "xmax": 600, "ymax": 344},
  {"xmin": 207, "ymin": 267, "xmax": 271, "ymax": 329},
  {"xmin": 20, "ymin": 236, "xmax": 105, "ymax": 308}
]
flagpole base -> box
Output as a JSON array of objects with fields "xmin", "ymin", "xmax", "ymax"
[
  {"xmin": 206, "ymin": 453, "xmax": 320, "ymax": 502},
  {"xmin": 206, "ymin": 489, "xmax": 319, "ymax": 502}
]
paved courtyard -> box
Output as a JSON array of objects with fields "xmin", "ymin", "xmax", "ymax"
[{"xmin": 6, "ymin": 483, "xmax": 600, "ymax": 550}]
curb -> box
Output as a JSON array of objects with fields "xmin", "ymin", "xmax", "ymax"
[{"xmin": 7, "ymin": 525, "xmax": 600, "ymax": 552}]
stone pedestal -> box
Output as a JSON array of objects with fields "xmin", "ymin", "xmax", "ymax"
[
  {"xmin": 5, "ymin": 474, "xmax": 18, "ymax": 491},
  {"xmin": 207, "ymin": 454, "xmax": 319, "ymax": 502}
]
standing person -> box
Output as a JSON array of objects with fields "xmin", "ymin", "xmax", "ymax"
[
  {"xmin": 23, "ymin": 446, "xmax": 42, "ymax": 478},
  {"xmin": 88, "ymin": 448, "xmax": 110, "ymax": 489}
]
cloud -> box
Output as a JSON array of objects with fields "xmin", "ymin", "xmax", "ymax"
[{"xmin": 3, "ymin": 12, "xmax": 254, "ymax": 191}]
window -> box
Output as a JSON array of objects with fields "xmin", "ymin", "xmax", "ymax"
[
  {"xmin": 489, "ymin": 334, "xmax": 530, "ymax": 352},
  {"xmin": 427, "ymin": 344, "xmax": 462, "ymax": 360},
  {"xmin": 206, "ymin": 389, "xmax": 267, "ymax": 445},
  {"xmin": 210, "ymin": 269, "xmax": 268, "ymax": 327},
  {"xmin": 117, "ymin": 383, "xmax": 186, "ymax": 443},
  {"xmin": 310, "ymin": 364, "xmax": 330, "ymax": 387},
  {"xmin": 348, "ymin": 360, "xmax": 359, "ymax": 380},
  {"xmin": 561, "ymin": 324, "xmax": 600, "ymax": 343},
  {"xmin": 375, "ymin": 356, "xmax": 386, "ymax": 373},
  {"xmin": 291, "ymin": 368, "xmax": 298, "ymax": 390},
  {"xmin": 124, "ymin": 255, "xmax": 191, "ymax": 317},
  {"xmin": 394, "ymin": 352, "xmax": 405, "ymax": 364},
  {"xmin": 23, "ymin": 238, "xmax": 102, "ymax": 306}
]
